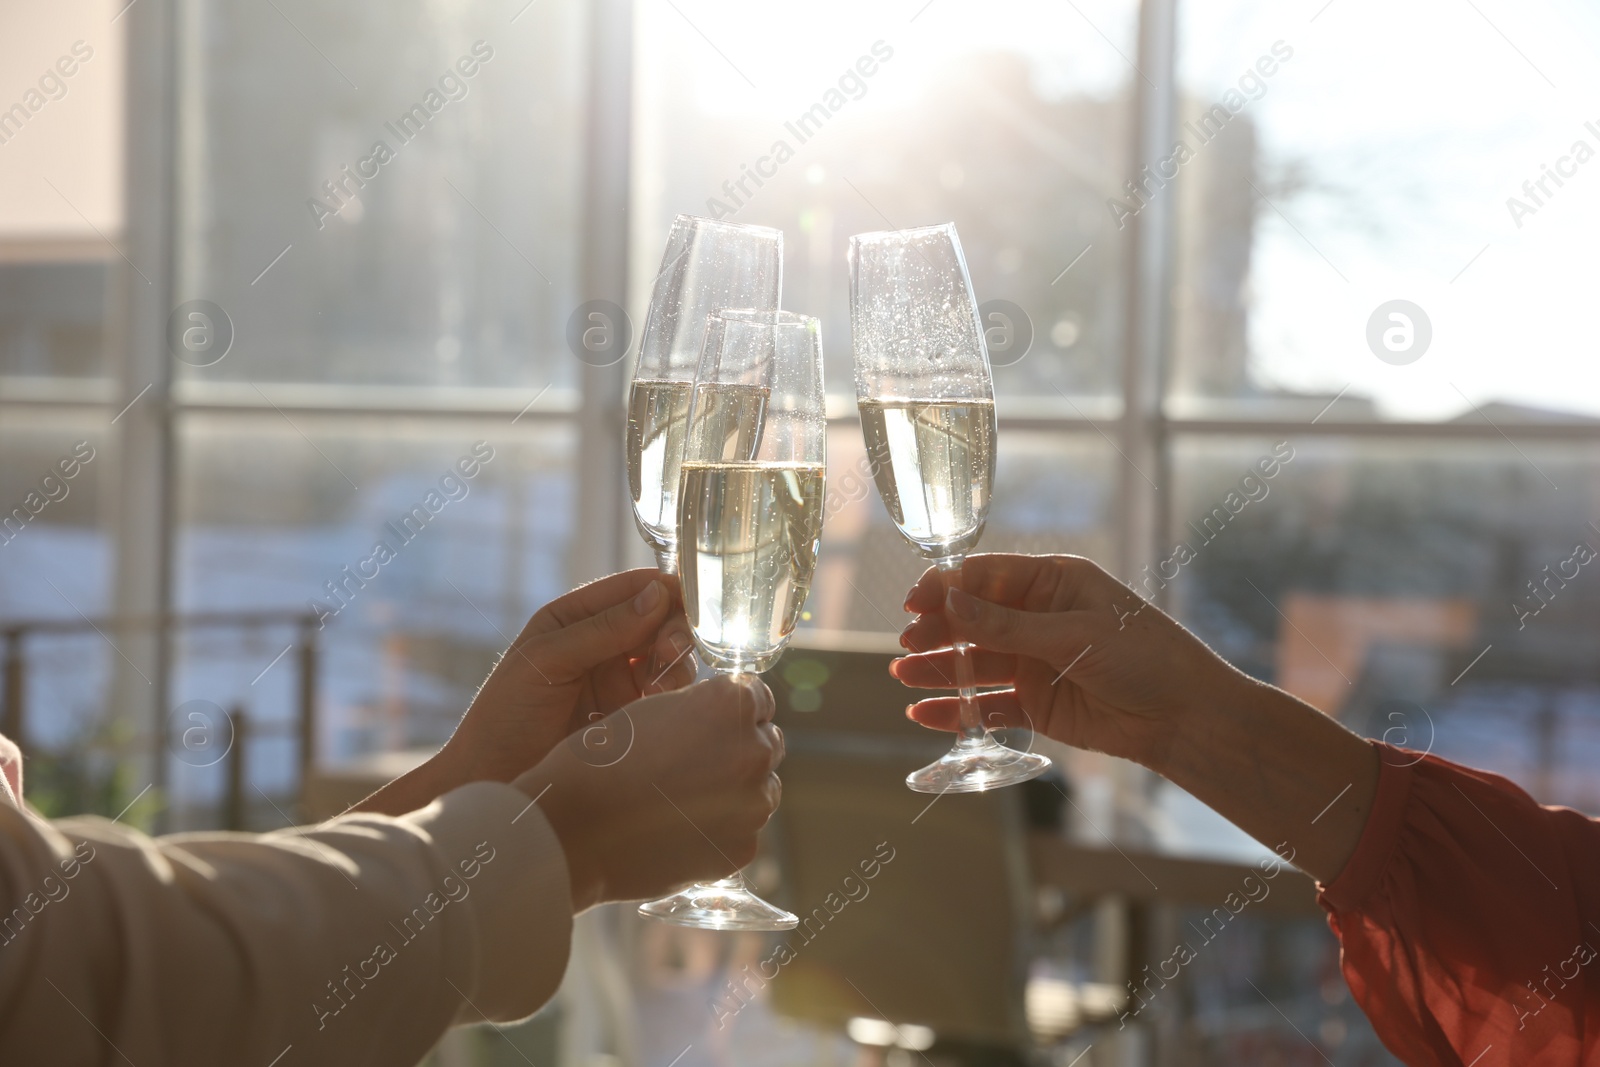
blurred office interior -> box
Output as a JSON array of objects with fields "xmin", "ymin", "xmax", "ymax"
[{"xmin": 2, "ymin": 0, "xmax": 1598, "ymax": 1064}]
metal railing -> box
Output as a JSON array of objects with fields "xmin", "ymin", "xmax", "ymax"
[{"xmin": 0, "ymin": 610, "xmax": 321, "ymax": 827}]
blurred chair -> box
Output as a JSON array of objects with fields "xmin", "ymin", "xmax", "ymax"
[
  {"xmin": 767, "ymin": 633, "xmax": 1324, "ymax": 1065},
  {"xmin": 768, "ymin": 633, "xmax": 1036, "ymax": 1052}
]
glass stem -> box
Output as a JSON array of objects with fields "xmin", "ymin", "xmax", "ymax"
[
  {"xmin": 709, "ymin": 665, "xmax": 755, "ymax": 887},
  {"xmin": 937, "ymin": 555, "xmax": 988, "ymax": 745}
]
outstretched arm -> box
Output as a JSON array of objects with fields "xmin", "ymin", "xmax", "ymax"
[
  {"xmin": 0, "ymin": 778, "xmax": 572, "ymax": 1066},
  {"xmin": 0, "ymin": 675, "xmax": 782, "ymax": 1065},
  {"xmin": 893, "ymin": 553, "xmax": 1600, "ymax": 1065},
  {"xmin": 893, "ymin": 553, "xmax": 1377, "ymax": 882}
]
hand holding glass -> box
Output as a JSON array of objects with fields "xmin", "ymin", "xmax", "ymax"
[
  {"xmin": 849, "ymin": 223, "xmax": 1052, "ymax": 794},
  {"xmin": 637, "ymin": 309, "xmax": 826, "ymax": 930}
]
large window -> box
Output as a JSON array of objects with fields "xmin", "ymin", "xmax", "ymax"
[
  {"xmin": 165, "ymin": 0, "xmax": 594, "ymax": 816},
  {"xmin": 1173, "ymin": 0, "xmax": 1600, "ymax": 423},
  {"xmin": 631, "ymin": 0, "xmax": 1141, "ymax": 632},
  {"xmin": 2, "ymin": 0, "xmax": 1597, "ymax": 1063}
]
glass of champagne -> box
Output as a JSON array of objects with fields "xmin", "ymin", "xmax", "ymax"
[
  {"xmin": 627, "ymin": 216, "xmax": 783, "ymax": 574},
  {"xmin": 849, "ymin": 223, "xmax": 1052, "ymax": 794},
  {"xmin": 637, "ymin": 309, "xmax": 826, "ymax": 930}
]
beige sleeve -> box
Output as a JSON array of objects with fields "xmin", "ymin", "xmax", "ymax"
[{"xmin": 0, "ymin": 781, "xmax": 572, "ymax": 1066}]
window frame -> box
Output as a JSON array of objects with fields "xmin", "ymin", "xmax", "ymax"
[{"xmin": 3, "ymin": 0, "xmax": 1596, "ymax": 815}]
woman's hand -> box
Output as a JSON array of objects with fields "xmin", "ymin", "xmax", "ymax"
[
  {"xmin": 355, "ymin": 569, "xmax": 698, "ymax": 815},
  {"xmin": 891, "ymin": 553, "xmax": 1379, "ymax": 883},
  {"xmin": 515, "ymin": 674, "xmax": 784, "ymax": 911},
  {"xmin": 891, "ymin": 553, "xmax": 1243, "ymax": 768}
]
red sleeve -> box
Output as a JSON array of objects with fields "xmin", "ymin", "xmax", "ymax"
[{"xmin": 1317, "ymin": 740, "xmax": 1600, "ymax": 1066}]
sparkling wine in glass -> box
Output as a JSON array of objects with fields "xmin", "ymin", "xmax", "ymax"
[
  {"xmin": 849, "ymin": 222, "xmax": 1052, "ymax": 794},
  {"xmin": 637, "ymin": 309, "xmax": 826, "ymax": 930},
  {"xmin": 627, "ymin": 216, "xmax": 782, "ymax": 575}
]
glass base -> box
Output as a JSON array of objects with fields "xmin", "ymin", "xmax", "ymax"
[
  {"xmin": 906, "ymin": 734, "xmax": 1053, "ymax": 794},
  {"xmin": 637, "ymin": 877, "xmax": 799, "ymax": 931}
]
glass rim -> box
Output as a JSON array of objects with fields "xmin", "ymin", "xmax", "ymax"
[
  {"xmin": 672, "ymin": 213, "xmax": 784, "ymax": 239},
  {"xmin": 847, "ymin": 221, "xmax": 958, "ymax": 246}
]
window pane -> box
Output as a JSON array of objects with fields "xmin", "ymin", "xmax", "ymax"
[
  {"xmin": 1171, "ymin": 1, "xmax": 1600, "ymax": 423},
  {"xmin": 0, "ymin": 262, "xmax": 109, "ymax": 379},
  {"xmin": 0, "ymin": 408, "xmax": 110, "ymax": 610},
  {"xmin": 173, "ymin": 413, "xmax": 576, "ymax": 813},
  {"xmin": 631, "ymin": 0, "xmax": 1137, "ymax": 408},
  {"xmin": 1171, "ymin": 436, "xmax": 1600, "ymax": 813},
  {"xmin": 0, "ymin": 409, "xmax": 117, "ymax": 811},
  {"xmin": 178, "ymin": 0, "xmax": 587, "ymax": 389}
]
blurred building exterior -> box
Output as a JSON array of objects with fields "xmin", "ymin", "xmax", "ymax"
[{"xmin": 3, "ymin": 0, "xmax": 1599, "ymax": 1065}]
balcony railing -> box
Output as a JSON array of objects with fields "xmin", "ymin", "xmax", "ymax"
[{"xmin": 0, "ymin": 610, "xmax": 321, "ymax": 827}]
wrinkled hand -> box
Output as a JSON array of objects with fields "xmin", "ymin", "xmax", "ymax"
[
  {"xmin": 515, "ymin": 674, "xmax": 784, "ymax": 910},
  {"xmin": 891, "ymin": 554, "xmax": 1248, "ymax": 768}
]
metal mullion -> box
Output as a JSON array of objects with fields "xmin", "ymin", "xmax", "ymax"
[
  {"xmin": 1121, "ymin": 0, "xmax": 1179, "ymax": 590},
  {"xmin": 0, "ymin": 401, "xmax": 117, "ymax": 419},
  {"xmin": 1167, "ymin": 418, "xmax": 1600, "ymax": 442},
  {"xmin": 169, "ymin": 400, "xmax": 581, "ymax": 423},
  {"xmin": 0, "ymin": 379, "xmax": 118, "ymax": 407},
  {"xmin": 572, "ymin": 0, "xmax": 634, "ymax": 587},
  {"xmin": 116, "ymin": 0, "xmax": 181, "ymax": 827},
  {"xmin": 1115, "ymin": 8, "xmax": 1182, "ymax": 1064}
]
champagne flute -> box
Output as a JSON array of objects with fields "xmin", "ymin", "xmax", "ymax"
[
  {"xmin": 637, "ymin": 309, "xmax": 826, "ymax": 930},
  {"xmin": 627, "ymin": 216, "xmax": 783, "ymax": 574},
  {"xmin": 849, "ymin": 223, "xmax": 1052, "ymax": 794}
]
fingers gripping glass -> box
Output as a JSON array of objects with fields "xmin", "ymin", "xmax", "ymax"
[
  {"xmin": 626, "ymin": 216, "xmax": 783, "ymax": 575},
  {"xmin": 637, "ymin": 310, "xmax": 825, "ymax": 931},
  {"xmin": 848, "ymin": 223, "xmax": 1052, "ymax": 794}
]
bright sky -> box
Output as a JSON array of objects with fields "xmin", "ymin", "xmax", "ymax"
[
  {"xmin": 657, "ymin": 0, "xmax": 1138, "ymax": 116},
  {"xmin": 1181, "ymin": 0, "xmax": 1600, "ymax": 420},
  {"xmin": 7, "ymin": 0, "xmax": 1596, "ymax": 421},
  {"xmin": 646, "ymin": 0, "xmax": 1600, "ymax": 421}
]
